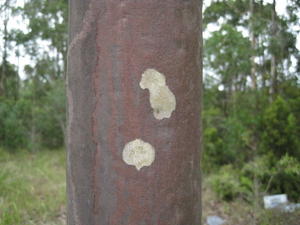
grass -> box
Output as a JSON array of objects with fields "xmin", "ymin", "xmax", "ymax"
[
  {"xmin": 0, "ymin": 149, "xmax": 66, "ymax": 225},
  {"xmin": 1, "ymin": 148, "xmax": 299, "ymax": 225}
]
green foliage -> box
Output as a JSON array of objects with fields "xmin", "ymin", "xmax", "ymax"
[
  {"xmin": 209, "ymin": 154, "xmax": 300, "ymax": 203},
  {"xmin": 0, "ymin": 62, "xmax": 20, "ymax": 99},
  {"xmin": 203, "ymin": 0, "xmax": 248, "ymax": 27},
  {"xmin": 266, "ymin": 155, "xmax": 300, "ymax": 201},
  {"xmin": 0, "ymin": 98, "xmax": 27, "ymax": 150},
  {"xmin": 203, "ymin": 0, "xmax": 300, "ymax": 203},
  {"xmin": 0, "ymin": 79, "xmax": 66, "ymax": 151},
  {"xmin": 13, "ymin": 0, "xmax": 68, "ymax": 58},
  {"xmin": 208, "ymin": 165, "xmax": 253, "ymax": 201},
  {"xmin": 205, "ymin": 24, "xmax": 251, "ymax": 90},
  {"xmin": 261, "ymin": 96, "xmax": 300, "ymax": 159},
  {"xmin": 0, "ymin": 0, "xmax": 299, "ymax": 224},
  {"xmin": 0, "ymin": 0, "xmax": 67, "ymax": 151},
  {"xmin": 40, "ymin": 80, "xmax": 66, "ymax": 148}
]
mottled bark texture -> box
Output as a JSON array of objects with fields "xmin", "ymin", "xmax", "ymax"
[{"xmin": 67, "ymin": 0, "xmax": 202, "ymax": 224}]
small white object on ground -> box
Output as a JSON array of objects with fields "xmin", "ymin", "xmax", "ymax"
[
  {"xmin": 263, "ymin": 194, "xmax": 288, "ymax": 209},
  {"xmin": 206, "ymin": 215, "xmax": 225, "ymax": 225},
  {"xmin": 263, "ymin": 194, "xmax": 300, "ymax": 212},
  {"xmin": 282, "ymin": 203, "xmax": 300, "ymax": 213}
]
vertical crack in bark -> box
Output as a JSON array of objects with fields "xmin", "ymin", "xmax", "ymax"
[{"xmin": 90, "ymin": 2, "xmax": 105, "ymax": 219}]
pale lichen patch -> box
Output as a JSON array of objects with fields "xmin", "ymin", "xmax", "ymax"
[
  {"xmin": 140, "ymin": 69, "xmax": 176, "ymax": 120},
  {"xmin": 122, "ymin": 139, "xmax": 155, "ymax": 171}
]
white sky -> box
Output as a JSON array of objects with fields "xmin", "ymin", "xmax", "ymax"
[{"xmin": 1, "ymin": 0, "xmax": 299, "ymax": 79}]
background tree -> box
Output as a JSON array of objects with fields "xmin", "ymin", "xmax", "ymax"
[
  {"xmin": 0, "ymin": 0, "xmax": 68, "ymax": 150},
  {"xmin": 203, "ymin": 0, "xmax": 300, "ymax": 213}
]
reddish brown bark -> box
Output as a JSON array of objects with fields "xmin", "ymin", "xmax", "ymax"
[{"xmin": 67, "ymin": 0, "xmax": 202, "ymax": 224}]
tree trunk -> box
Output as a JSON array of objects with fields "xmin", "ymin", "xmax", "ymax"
[
  {"xmin": 67, "ymin": 1, "xmax": 202, "ymax": 225},
  {"xmin": 270, "ymin": 0, "xmax": 277, "ymax": 100},
  {"xmin": 249, "ymin": 0, "xmax": 257, "ymax": 90},
  {"xmin": 0, "ymin": 0, "xmax": 10, "ymax": 97}
]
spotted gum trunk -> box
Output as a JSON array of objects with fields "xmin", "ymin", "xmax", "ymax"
[{"xmin": 67, "ymin": 0, "xmax": 202, "ymax": 224}]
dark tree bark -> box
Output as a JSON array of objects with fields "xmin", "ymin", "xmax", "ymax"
[{"xmin": 67, "ymin": 0, "xmax": 202, "ymax": 225}]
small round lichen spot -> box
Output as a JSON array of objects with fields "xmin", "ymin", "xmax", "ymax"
[
  {"xmin": 122, "ymin": 139, "xmax": 155, "ymax": 171},
  {"xmin": 139, "ymin": 68, "xmax": 176, "ymax": 120}
]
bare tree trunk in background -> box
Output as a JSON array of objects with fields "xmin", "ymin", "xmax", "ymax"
[
  {"xmin": 249, "ymin": 0, "xmax": 257, "ymax": 90},
  {"xmin": 259, "ymin": 0, "xmax": 267, "ymax": 90},
  {"xmin": 270, "ymin": 0, "xmax": 277, "ymax": 100},
  {"xmin": 30, "ymin": 105, "xmax": 37, "ymax": 152},
  {"xmin": 67, "ymin": 0, "xmax": 202, "ymax": 225},
  {"xmin": 249, "ymin": 2, "xmax": 260, "ymax": 224},
  {"xmin": 0, "ymin": 0, "xmax": 10, "ymax": 97}
]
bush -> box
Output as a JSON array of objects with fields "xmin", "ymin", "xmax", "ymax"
[
  {"xmin": 261, "ymin": 96, "xmax": 300, "ymax": 159},
  {"xmin": 0, "ymin": 79, "xmax": 66, "ymax": 151},
  {"xmin": 0, "ymin": 99, "xmax": 27, "ymax": 150},
  {"xmin": 266, "ymin": 155, "xmax": 300, "ymax": 201},
  {"xmin": 208, "ymin": 165, "xmax": 253, "ymax": 201},
  {"xmin": 208, "ymin": 154, "xmax": 300, "ymax": 202},
  {"xmin": 243, "ymin": 154, "xmax": 300, "ymax": 202}
]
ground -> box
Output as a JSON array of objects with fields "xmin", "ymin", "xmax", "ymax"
[
  {"xmin": 0, "ymin": 149, "xmax": 66, "ymax": 225},
  {"xmin": 202, "ymin": 175, "xmax": 300, "ymax": 225},
  {"xmin": 1, "ymin": 149, "xmax": 299, "ymax": 225}
]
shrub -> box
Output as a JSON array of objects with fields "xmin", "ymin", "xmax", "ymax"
[
  {"xmin": 261, "ymin": 96, "xmax": 300, "ymax": 159},
  {"xmin": 0, "ymin": 99, "xmax": 27, "ymax": 150},
  {"xmin": 208, "ymin": 165, "xmax": 253, "ymax": 201},
  {"xmin": 243, "ymin": 154, "xmax": 300, "ymax": 202}
]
